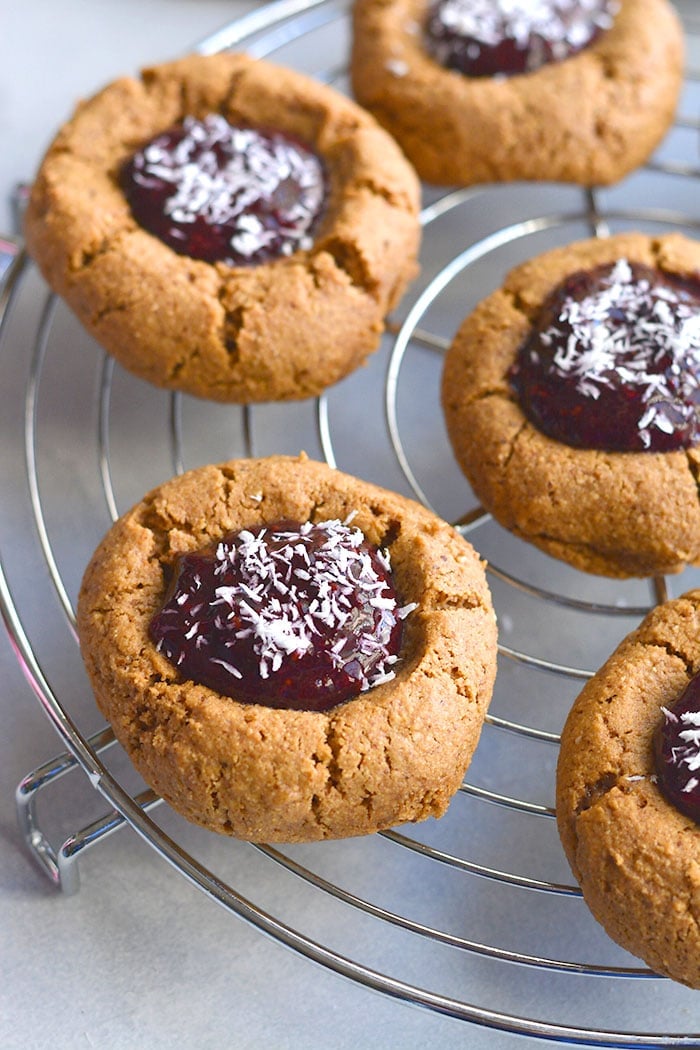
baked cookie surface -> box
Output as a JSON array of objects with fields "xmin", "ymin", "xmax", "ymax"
[
  {"xmin": 556, "ymin": 590, "xmax": 700, "ymax": 987},
  {"xmin": 25, "ymin": 53, "xmax": 421, "ymax": 403},
  {"xmin": 77, "ymin": 454, "xmax": 497, "ymax": 843},
  {"xmin": 350, "ymin": 0, "xmax": 684, "ymax": 186},
  {"xmin": 441, "ymin": 231, "xmax": 700, "ymax": 578}
]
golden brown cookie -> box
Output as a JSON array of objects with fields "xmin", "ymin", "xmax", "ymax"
[
  {"xmin": 25, "ymin": 53, "xmax": 421, "ymax": 403},
  {"xmin": 556, "ymin": 589, "xmax": 700, "ymax": 987},
  {"xmin": 77, "ymin": 454, "xmax": 497, "ymax": 843},
  {"xmin": 350, "ymin": 0, "xmax": 684, "ymax": 186},
  {"xmin": 441, "ymin": 231, "xmax": 700, "ymax": 578}
]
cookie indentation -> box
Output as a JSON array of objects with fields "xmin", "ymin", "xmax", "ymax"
[
  {"xmin": 149, "ymin": 517, "xmax": 411, "ymax": 711},
  {"xmin": 510, "ymin": 259, "xmax": 700, "ymax": 453},
  {"xmin": 121, "ymin": 115, "xmax": 327, "ymax": 266},
  {"xmin": 424, "ymin": 0, "xmax": 616, "ymax": 77}
]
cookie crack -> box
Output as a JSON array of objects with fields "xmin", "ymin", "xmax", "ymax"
[
  {"xmin": 216, "ymin": 465, "xmax": 240, "ymax": 484},
  {"xmin": 518, "ymin": 521, "xmax": 621, "ymax": 569},
  {"xmin": 504, "ymin": 285, "xmax": 539, "ymax": 323},
  {"xmin": 447, "ymin": 385, "xmax": 516, "ymax": 442},
  {"xmin": 501, "ymin": 414, "xmax": 529, "ymax": 473},
  {"xmin": 168, "ymin": 347, "xmax": 201, "ymax": 383},
  {"xmin": 138, "ymin": 495, "xmax": 214, "ymax": 552},
  {"xmin": 70, "ymin": 234, "xmax": 119, "ymax": 277},
  {"xmin": 221, "ymin": 302, "xmax": 246, "ymax": 364},
  {"xmin": 380, "ymin": 517, "xmax": 402, "ymax": 548},
  {"xmin": 590, "ymin": 45, "xmax": 621, "ymax": 83},
  {"xmin": 416, "ymin": 575, "xmax": 488, "ymax": 614},
  {"xmin": 220, "ymin": 68, "xmax": 250, "ymax": 116},
  {"xmin": 573, "ymin": 771, "xmax": 627, "ymax": 818},
  {"xmin": 324, "ymin": 720, "xmax": 345, "ymax": 795},
  {"xmin": 310, "ymin": 793, "xmax": 324, "ymax": 824},
  {"xmin": 307, "ymin": 499, "xmax": 329, "ymax": 524},
  {"xmin": 309, "ymin": 719, "xmax": 346, "ymax": 832},
  {"xmin": 92, "ymin": 297, "xmax": 130, "ymax": 326},
  {"xmin": 649, "ymin": 639, "xmax": 696, "ymax": 679},
  {"xmin": 316, "ymin": 235, "xmax": 377, "ymax": 297},
  {"xmin": 352, "ymin": 175, "xmax": 415, "ymax": 214},
  {"xmin": 360, "ymin": 792, "xmax": 374, "ymax": 818}
]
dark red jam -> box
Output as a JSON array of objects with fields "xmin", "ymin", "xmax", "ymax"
[
  {"xmin": 509, "ymin": 259, "xmax": 700, "ymax": 452},
  {"xmin": 120, "ymin": 115, "xmax": 326, "ymax": 266},
  {"xmin": 424, "ymin": 0, "xmax": 616, "ymax": 77},
  {"xmin": 654, "ymin": 675, "xmax": 700, "ymax": 823},
  {"xmin": 149, "ymin": 518, "xmax": 414, "ymax": 712}
]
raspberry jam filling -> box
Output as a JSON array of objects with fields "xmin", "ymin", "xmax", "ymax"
[
  {"xmin": 121, "ymin": 114, "xmax": 327, "ymax": 266},
  {"xmin": 509, "ymin": 259, "xmax": 700, "ymax": 452},
  {"xmin": 424, "ymin": 0, "xmax": 616, "ymax": 77},
  {"xmin": 654, "ymin": 675, "xmax": 700, "ymax": 823},
  {"xmin": 149, "ymin": 518, "xmax": 415, "ymax": 712}
]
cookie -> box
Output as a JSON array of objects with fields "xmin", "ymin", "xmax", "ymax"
[
  {"xmin": 24, "ymin": 53, "xmax": 421, "ymax": 403},
  {"xmin": 556, "ymin": 590, "xmax": 700, "ymax": 987},
  {"xmin": 350, "ymin": 0, "xmax": 684, "ymax": 186},
  {"xmin": 76, "ymin": 454, "xmax": 497, "ymax": 843},
  {"xmin": 441, "ymin": 231, "xmax": 700, "ymax": 578}
]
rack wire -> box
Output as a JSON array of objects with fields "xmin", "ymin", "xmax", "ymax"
[{"xmin": 2, "ymin": 0, "xmax": 700, "ymax": 1043}]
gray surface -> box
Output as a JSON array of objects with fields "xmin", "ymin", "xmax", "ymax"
[{"xmin": 2, "ymin": 3, "xmax": 700, "ymax": 1049}]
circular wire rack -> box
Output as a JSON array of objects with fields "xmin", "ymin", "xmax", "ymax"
[{"xmin": 2, "ymin": 0, "xmax": 700, "ymax": 1043}]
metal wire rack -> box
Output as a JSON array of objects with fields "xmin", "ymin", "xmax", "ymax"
[{"xmin": 2, "ymin": 0, "xmax": 700, "ymax": 1043}]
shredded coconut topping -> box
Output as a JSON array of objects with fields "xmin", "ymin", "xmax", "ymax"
[
  {"xmin": 661, "ymin": 706, "xmax": 700, "ymax": 794},
  {"xmin": 211, "ymin": 519, "xmax": 401, "ymax": 687},
  {"xmin": 151, "ymin": 518, "xmax": 413, "ymax": 709},
  {"xmin": 427, "ymin": 0, "xmax": 616, "ymax": 68},
  {"xmin": 529, "ymin": 259, "xmax": 700, "ymax": 448},
  {"xmin": 129, "ymin": 114, "xmax": 325, "ymax": 260}
]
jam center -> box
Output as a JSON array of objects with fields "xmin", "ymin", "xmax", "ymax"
[
  {"xmin": 509, "ymin": 259, "xmax": 700, "ymax": 452},
  {"xmin": 121, "ymin": 115, "xmax": 326, "ymax": 266},
  {"xmin": 654, "ymin": 675, "xmax": 700, "ymax": 823},
  {"xmin": 424, "ymin": 0, "xmax": 616, "ymax": 77},
  {"xmin": 149, "ymin": 518, "xmax": 414, "ymax": 712}
]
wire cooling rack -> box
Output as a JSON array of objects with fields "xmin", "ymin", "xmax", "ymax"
[{"xmin": 2, "ymin": 0, "xmax": 700, "ymax": 1044}]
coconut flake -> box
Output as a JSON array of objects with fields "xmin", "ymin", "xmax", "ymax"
[
  {"xmin": 540, "ymin": 259, "xmax": 700, "ymax": 445},
  {"xmin": 427, "ymin": 0, "xmax": 617, "ymax": 69},
  {"xmin": 131, "ymin": 114, "xmax": 325, "ymax": 260}
]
